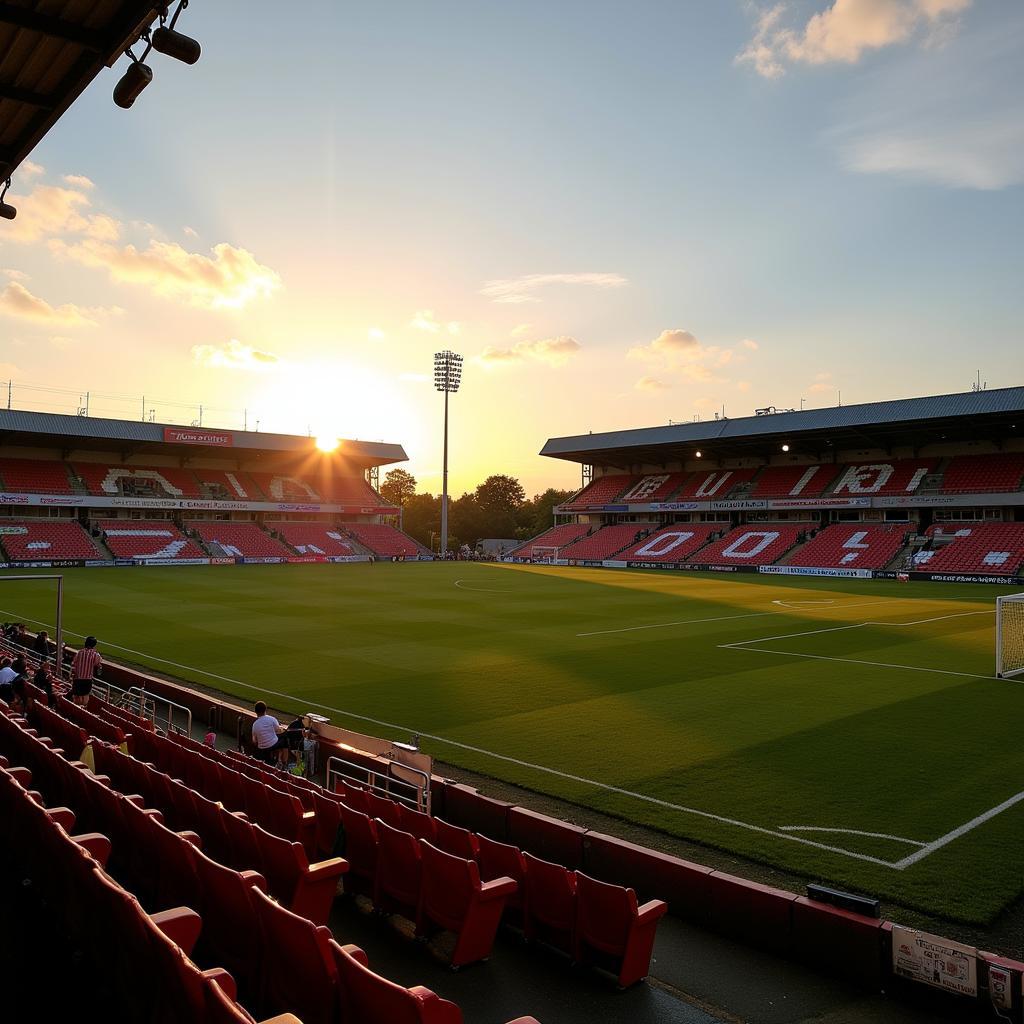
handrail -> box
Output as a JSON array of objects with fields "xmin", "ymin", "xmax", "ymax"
[
  {"xmin": 326, "ymin": 754, "xmax": 431, "ymax": 815},
  {"xmin": 126, "ymin": 685, "xmax": 193, "ymax": 739}
]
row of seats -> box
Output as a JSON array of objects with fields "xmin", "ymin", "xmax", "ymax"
[
  {"xmin": 98, "ymin": 518, "xmax": 207, "ymax": 560},
  {"xmin": 558, "ymin": 523, "xmax": 651, "ymax": 560},
  {"xmin": 345, "ymin": 523, "xmax": 427, "ymax": 558},
  {"xmin": 0, "ymin": 518, "xmax": 102, "ymax": 561},
  {"xmin": 5, "ymin": 697, "xmax": 539, "ymax": 1024},
  {"xmin": 274, "ymin": 523, "xmax": 355, "ymax": 557},
  {"xmin": 615, "ymin": 523, "xmax": 720, "ymax": 562},
  {"xmin": 918, "ymin": 523, "xmax": 1024, "ymax": 575},
  {"xmin": 187, "ymin": 521, "xmax": 294, "ymax": 559},
  {"xmin": 786, "ymin": 523, "xmax": 912, "ymax": 570},
  {"xmin": 0, "ymin": 456, "xmax": 393, "ymax": 506}
]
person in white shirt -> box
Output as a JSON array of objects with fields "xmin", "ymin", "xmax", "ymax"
[
  {"xmin": 252, "ymin": 700, "xmax": 288, "ymax": 766},
  {"xmin": 0, "ymin": 657, "xmax": 16, "ymax": 704}
]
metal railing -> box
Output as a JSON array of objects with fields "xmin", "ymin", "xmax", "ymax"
[
  {"xmin": 126, "ymin": 686, "xmax": 193, "ymax": 738},
  {"xmin": 326, "ymin": 754, "xmax": 431, "ymax": 815}
]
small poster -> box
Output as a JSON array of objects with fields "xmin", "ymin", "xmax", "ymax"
[{"xmin": 891, "ymin": 925, "xmax": 977, "ymax": 997}]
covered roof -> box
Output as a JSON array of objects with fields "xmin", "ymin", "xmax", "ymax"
[
  {"xmin": 0, "ymin": 408, "xmax": 409, "ymax": 468},
  {"xmin": 541, "ymin": 386, "xmax": 1024, "ymax": 468},
  {"xmin": 1, "ymin": 1, "xmax": 161, "ymax": 182}
]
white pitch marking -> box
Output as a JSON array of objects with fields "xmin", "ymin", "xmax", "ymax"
[
  {"xmin": 772, "ymin": 599, "xmax": 836, "ymax": 608},
  {"xmin": 778, "ymin": 825, "xmax": 926, "ymax": 847},
  {"xmin": 893, "ymin": 790, "xmax": 1024, "ymax": 869},
  {"xmin": 454, "ymin": 579, "xmax": 516, "ymax": 594}
]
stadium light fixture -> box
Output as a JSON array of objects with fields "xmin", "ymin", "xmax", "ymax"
[
  {"xmin": 151, "ymin": 26, "xmax": 202, "ymax": 65},
  {"xmin": 0, "ymin": 179, "xmax": 15, "ymax": 221},
  {"xmin": 114, "ymin": 0, "xmax": 200, "ymax": 110},
  {"xmin": 113, "ymin": 59, "xmax": 153, "ymax": 108},
  {"xmin": 434, "ymin": 350, "xmax": 463, "ymax": 557},
  {"xmin": 782, "ymin": 444, "xmax": 790, "ymax": 452},
  {"xmin": 695, "ymin": 450, "xmax": 702, "ymax": 459}
]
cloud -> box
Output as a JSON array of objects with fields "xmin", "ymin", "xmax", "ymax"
[
  {"xmin": 478, "ymin": 335, "xmax": 582, "ymax": 368},
  {"xmin": 736, "ymin": 380, "xmax": 753, "ymax": 392},
  {"xmin": 192, "ymin": 339, "xmax": 281, "ymax": 372},
  {"xmin": 62, "ymin": 174, "xmax": 94, "ymax": 190},
  {"xmin": 480, "ymin": 272, "xmax": 628, "ymax": 304},
  {"xmin": 409, "ymin": 310, "xmax": 459, "ymax": 334},
  {"xmin": 52, "ymin": 237, "xmax": 281, "ymax": 309},
  {"xmin": 2, "ymin": 269, "xmax": 29, "ymax": 281},
  {"xmin": 368, "ymin": 327, "xmax": 386, "ymax": 341},
  {"xmin": 635, "ymin": 376, "xmax": 669, "ymax": 391},
  {"xmin": 629, "ymin": 328, "xmax": 701, "ymax": 362},
  {"xmin": 741, "ymin": 338, "xmax": 760, "ymax": 350},
  {"xmin": 4, "ymin": 184, "xmax": 94, "ymax": 243},
  {"xmin": 510, "ymin": 323, "xmax": 534, "ymax": 337},
  {"xmin": 183, "ymin": 226, "xmax": 199, "ymax": 238},
  {"xmin": 630, "ymin": 327, "xmax": 761, "ymax": 387},
  {"xmin": 807, "ymin": 371, "xmax": 834, "ymax": 393},
  {"xmin": 0, "ymin": 281, "xmax": 117, "ymax": 327},
  {"xmin": 20, "ymin": 160, "xmax": 45, "ymax": 178},
  {"xmin": 737, "ymin": 0, "xmax": 973, "ymax": 77}
]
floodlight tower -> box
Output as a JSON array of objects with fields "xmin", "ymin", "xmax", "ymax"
[{"xmin": 434, "ymin": 350, "xmax": 463, "ymax": 556}]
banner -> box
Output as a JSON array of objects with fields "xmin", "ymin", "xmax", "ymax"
[
  {"xmin": 240, "ymin": 557, "xmax": 286, "ymax": 564},
  {"xmin": 0, "ymin": 491, "xmax": 397, "ymax": 515},
  {"xmin": 163, "ymin": 427, "xmax": 233, "ymax": 446},
  {"xmin": 209, "ymin": 557, "xmax": 237, "ymax": 565},
  {"xmin": 136, "ymin": 558, "xmax": 211, "ymax": 566},
  {"xmin": 760, "ymin": 565, "xmax": 873, "ymax": 579},
  {"xmin": 891, "ymin": 925, "xmax": 977, "ymax": 997}
]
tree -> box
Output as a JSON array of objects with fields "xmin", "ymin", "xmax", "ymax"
[
  {"xmin": 380, "ymin": 468, "xmax": 417, "ymax": 507},
  {"xmin": 400, "ymin": 492, "xmax": 440, "ymax": 548},
  {"xmin": 517, "ymin": 487, "xmax": 574, "ymax": 538},
  {"xmin": 474, "ymin": 474, "xmax": 526, "ymax": 515}
]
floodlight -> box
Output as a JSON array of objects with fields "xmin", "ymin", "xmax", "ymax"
[
  {"xmin": 695, "ymin": 450, "xmax": 702, "ymax": 458},
  {"xmin": 0, "ymin": 202, "xmax": 15, "ymax": 221},
  {"xmin": 434, "ymin": 350, "xmax": 464, "ymax": 555},
  {"xmin": 151, "ymin": 26, "xmax": 202, "ymax": 65},
  {"xmin": 113, "ymin": 62, "xmax": 153, "ymax": 108},
  {"xmin": 782, "ymin": 444, "xmax": 790, "ymax": 452}
]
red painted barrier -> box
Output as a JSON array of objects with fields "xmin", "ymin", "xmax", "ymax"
[
  {"xmin": 707, "ymin": 871, "xmax": 796, "ymax": 953},
  {"xmin": 793, "ymin": 897, "xmax": 886, "ymax": 987},
  {"xmin": 507, "ymin": 806, "xmax": 587, "ymax": 868},
  {"xmin": 581, "ymin": 831, "xmax": 713, "ymax": 924},
  {"xmin": 442, "ymin": 784, "xmax": 512, "ymax": 840}
]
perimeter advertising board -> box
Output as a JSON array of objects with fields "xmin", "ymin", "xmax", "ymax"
[{"xmin": 891, "ymin": 925, "xmax": 977, "ymax": 997}]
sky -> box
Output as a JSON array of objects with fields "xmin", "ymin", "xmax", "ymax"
[{"xmin": 1, "ymin": 0, "xmax": 1022, "ymax": 495}]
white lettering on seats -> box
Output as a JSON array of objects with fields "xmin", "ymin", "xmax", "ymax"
[
  {"xmin": 268, "ymin": 476, "xmax": 319, "ymax": 501},
  {"xmin": 225, "ymin": 472, "xmax": 248, "ymax": 498},
  {"xmin": 721, "ymin": 531, "xmax": 779, "ymax": 559},
  {"xmin": 843, "ymin": 530, "xmax": 870, "ymax": 550},
  {"xmin": 832, "ymin": 464, "xmax": 894, "ymax": 494},
  {"xmin": 790, "ymin": 466, "xmax": 822, "ymax": 496},
  {"xmin": 101, "ymin": 468, "xmax": 183, "ymax": 496},
  {"xmin": 694, "ymin": 472, "xmax": 734, "ymax": 498},
  {"xmin": 623, "ymin": 475, "xmax": 669, "ymax": 501},
  {"xmin": 906, "ymin": 467, "xmax": 929, "ymax": 493},
  {"xmin": 983, "ymin": 551, "xmax": 1011, "ymax": 566},
  {"xmin": 635, "ymin": 530, "xmax": 695, "ymax": 557}
]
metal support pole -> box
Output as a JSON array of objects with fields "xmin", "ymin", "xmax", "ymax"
[{"xmin": 440, "ymin": 387, "xmax": 449, "ymax": 556}]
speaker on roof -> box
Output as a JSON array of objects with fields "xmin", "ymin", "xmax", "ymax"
[{"xmin": 113, "ymin": 62, "xmax": 153, "ymax": 109}]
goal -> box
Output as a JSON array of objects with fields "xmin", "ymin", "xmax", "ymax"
[
  {"xmin": 531, "ymin": 546, "xmax": 560, "ymax": 564},
  {"xmin": 996, "ymin": 594, "xmax": 1024, "ymax": 678}
]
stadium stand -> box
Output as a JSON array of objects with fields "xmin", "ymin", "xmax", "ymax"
[
  {"xmin": 275, "ymin": 523, "xmax": 356, "ymax": 557},
  {"xmin": 559, "ymin": 524, "xmax": 654, "ymax": 561},
  {"xmin": 345, "ymin": 524, "xmax": 425, "ymax": 558},
  {"xmin": 618, "ymin": 473, "xmax": 689, "ymax": 502},
  {"xmin": 187, "ymin": 521, "xmax": 292, "ymax": 559},
  {"xmin": 785, "ymin": 523, "xmax": 911, "ymax": 570},
  {"xmin": 919, "ymin": 522, "xmax": 1024, "ymax": 575},
  {"xmin": 749, "ymin": 464, "xmax": 838, "ymax": 499},
  {"xmin": 940, "ymin": 453, "xmax": 1024, "ymax": 494},
  {"xmin": 248, "ymin": 473, "xmax": 321, "ymax": 502},
  {"xmin": 616, "ymin": 523, "xmax": 720, "ymax": 563},
  {"xmin": 675, "ymin": 468, "xmax": 757, "ymax": 499},
  {"xmin": 193, "ymin": 469, "xmax": 266, "ymax": 501},
  {"xmin": 692, "ymin": 523, "xmax": 806, "ymax": 566},
  {"xmin": 97, "ymin": 519, "xmax": 207, "ymax": 561},
  {"xmin": 0, "ymin": 519, "xmax": 104, "ymax": 561},
  {"xmin": 512, "ymin": 523, "xmax": 590, "ymax": 559},
  {"xmin": 0, "ymin": 457, "xmax": 75, "ymax": 494},
  {"xmin": 561, "ymin": 475, "xmax": 633, "ymax": 510},
  {"xmin": 311, "ymin": 475, "xmax": 387, "ymax": 505},
  {"xmin": 74, "ymin": 462, "xmax": 203, "ymax": 498},
  {"xmin": 828, "ymin": 459, "xmax": 935, "ymax": 497}
]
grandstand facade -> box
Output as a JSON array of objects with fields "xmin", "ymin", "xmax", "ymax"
[
  {"xmin": 525, "ymin": 387, "xmax": 1024, "ymax": 584},
  {"xmin": 0, "ymin": 409, "xmax": 430, "ymax": 566}
]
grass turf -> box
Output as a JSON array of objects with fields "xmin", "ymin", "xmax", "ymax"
[{"xmin": 2, "ymin": 561, "xmax": 1023, "ymax": 925}]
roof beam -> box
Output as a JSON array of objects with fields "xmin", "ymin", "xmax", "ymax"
[
  {"xmin": 0, "ymin": 83, "xmax": 55, "ymax": 110},
  {"xmin": 0, "ymin": 5, "xmax": 104, "ymax": 49}
]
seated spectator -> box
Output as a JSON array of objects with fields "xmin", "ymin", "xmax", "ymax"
[
  {"xmin": 251, "ymin": 700, "xmax": 288, "ymax": 766},
  {"xmin": 0, "ymin": 658, "xmax": 15, "ymax": 705},
  {"xmin": 203, "ymin": 729, "xmax": 217, "ymax": 748},
  {"xmin": 31, "ymin": 630, "xmax": 50, "ymax": 662},
  {"xmin": 33, "ymin": 664, "xmax": 54, "ymax": 706}
]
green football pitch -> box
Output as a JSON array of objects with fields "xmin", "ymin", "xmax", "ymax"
[{"xmin": 2, "ymin": 561, "xmax": 1023, "ymax": 925}]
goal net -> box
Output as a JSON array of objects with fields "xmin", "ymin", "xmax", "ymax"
[
  {"xmin": 531, "ymin": 546, "xmax": 560, "ymax": 564},
  {"xmin": 996, "ymin": 594, "xmax": 1024, "ymax": 678}
]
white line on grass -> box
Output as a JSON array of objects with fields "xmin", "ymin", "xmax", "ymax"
[
  {"xmin": 453, "ymin": 580, "xmax": 516, "ymax": 594},
  {"xmin": 778, "ymin": 826, "xmax": 926, "ymax": 847}
]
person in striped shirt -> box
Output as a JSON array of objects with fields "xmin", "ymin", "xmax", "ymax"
[{"xmin": 71, "ymin": 636, "xmax": 102, "ymax": 706}]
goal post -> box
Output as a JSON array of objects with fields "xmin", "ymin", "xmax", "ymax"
[
  {"xmin": 532, "ymin": 546, "xmax": 560, "ymax": 564},
  {"xmin": 996, "ymin": 594, "xmax": 1024, "ymax": 679},
  {"xmin": 0, "ymin": 574, "xmax": 66, "ymax": 675}
]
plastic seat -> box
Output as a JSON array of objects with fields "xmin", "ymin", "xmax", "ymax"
[
  {"xmin": 312, "ymin": 788, "xmax": 344, "ymax": 858},
  {"xmin": 374, "ymin": 818, "xmax": 422, "ymax": 917},
  {"xmin": 338, "ymin": 803, "xmax": 379, "ymax": 896},
  {"xmin": 252, "ymin": 821, "xmax": 347, "ymax": 924},
  {"xmin": 433, "ymin": 817, "xmax": 479, "ymax": 859},
  {"xmin": 522, "ymin": 852, "xmax": 577, "ymax": 954},
  {"xmin": 418, "ymin": 840, "xmax": 517, "ymax": 967},
  {"xmin": 334, "ymin": 780, "xmax": 370, "ymax": 813},
  {"xmin": 365, "ymin": 789, "xmax": 404, "ymax": 828},
  {"xmin": 332, "ymin": 942, "xmax": 463, "ymax": 1024},
  {"xmin": 250, "ymin": 886, "xmax": 339, "ymax": 1024},
  {"xmin": 401, "ymin": 806, "xmax": 438, "ymax": 844},
  {"xmin": 220, "ymin": 809, "xmax": 264, "ymax": 873},
  {"xmin": 573, "ymin": 872, "xmax": 668, "ymax": 987},
  {"xmin": 476, "ymin": 834, "xmax": 528, "ymax": 926}
]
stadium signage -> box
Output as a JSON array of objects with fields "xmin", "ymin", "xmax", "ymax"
[
  {"xmin": 0, "ymin": 492, "xmax": 397, "ymax": 515},
  {"xmin": 163, "ymin": 427, "xmax": 233, "ymax": 446},
  {"xmin": 891, "ymin": 925, "xmax": 977, "ymax": 998},
  {"xmin": 649, "ymin": 501, "xmax": 702, "ymax": 512},
  {"xmin": 759, "ymin": 565, "xmax": 872, "ymax": 578}
]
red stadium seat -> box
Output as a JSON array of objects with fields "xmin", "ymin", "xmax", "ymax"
[
  {"xmin": 345, "ymin": 523, "xmax": 426, "ymax": 558},
  {"xmin": 365, "ymin": 788, "xmax": 404, "ymax": 828},
  {"xmin": 476, "ymin": 834, "xmax": 528, "ymax": 926},
  {"xmin": 616, "ymin": 523, "xmax": 719, "ymax": 564},
  {"xmin": 559, "ymin": 524, "xmax": 654, "ymax": 561},
  {"xmin": 374, "ymin": 818, "xmax": 422, "ymax": 917},
  {"xmin": 0, "ymin": 457, "xmax": 74, "ymax": 494},
  {"xmin": 561, "ymin": 474, "xmax": 635, "ymax": 510},
  {"xmin": 693, "ymin": 523, "xmax": 805, "ymax": 567},
  {"xmin": 572, "ymin": 871, "xmax": 667, "ymax": 987},
  {"xmin": 418, "ymin": 840, "xmax": 517, "ymax": 967},
  {"xmin": 749, "ymin": 464, "xmax": 838, "ymax": 499},
  {"xmin": 0, "ymin": 519, "xmax": 103, "ymax": 562},
  {"xmin": 73, "ymin": 462, "xmax": 202, "ymax": 498},
  {"xmin": 338, "ymin": 803, "xmax": 379, "ymax": 896},
  {"xmin": 97, "ymin": 518, "xmax": 206, "ymax": 561},
  {"xmin": 401, "ymin": 805, "xmax": 439, "ymax": 844},
  {"xmin": 787, "ymin": 523, "xmax": 911, "ymax": 570},
  {"xmin": 275, "ymin": 522, "xmax": 355, "ymax": 556},
  {"xmin": 675, "ymin": 468, "xmax": 756, "ymax": 500},
  {"xmin": 186, "ymin": 521, "xmax": 291, "ymax": 559},
  {"xmin": 512, "ymin": 523, "xmax": 590, "ymax": 559},
  {"xmin": 829, "ymin": 459, "xmax": 935, "ymax": 497},
  {"xmin": 922, "ymin": 523, "xmax": 1024, "ymax": 575},
  {"xmin": 941, "ymin": 453, "xmax": 1024, "ymax": 494},
  {"xmin": 522, "ymin": 852, "xmax": 577, "ymax": 954},
  {"xmin": 433, "ymin": 817, "xmax": 479, "ymax": 860}
]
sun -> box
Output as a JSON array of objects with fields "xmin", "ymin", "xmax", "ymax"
[{"xmin": 315, "ymin": 435, "xmax": 339, "ymax": 453}]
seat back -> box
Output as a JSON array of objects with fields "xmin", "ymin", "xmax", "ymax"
[
  {"xmin": 574, "ymin": 870, "xmax": 638, "ymax": 952},
  {"xmin": 312, "ymin": 788, "xmax": 344, "ymax": 858},
  {"xmin": 338, "ymin": 803, "xmax": 378, "ymax": 885},
  {"xmin": 365, "ymin": 789, "xmax": 403, "ymax": 827},
  {"xmin": 523, "ymin": 852, "xmax": 576, "ymax": 935},
  {"xmin": 375, "ymin": 818, "xmax": 422, "ymax": 914},
  {"xmin": 434, "ymin": 817, "xmax": 479, "ymax": 859},
  {"xmin": 476, "ymin": 833, "xmax": 527, "ymax": 898},
  {"xmin": 418, "ymin": 840, "xmax": 477, "ymax": 930},
  {"xmin": 401, "ymin": 806, "xmax": 437, "ymax": 844},
  {"xmin": 252, "ymin": 821, "xmax": 306, "ymax": 905}
]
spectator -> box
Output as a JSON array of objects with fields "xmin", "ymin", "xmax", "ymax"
[
  {"xmin": 31, "ymin": 630, "xmax": 50, "ymax": 662},
  {"xmin": 70, "ymin": 636, "xmax": 102, "ymax": 707},
  {"xmin": 10, "ymin": 623, "xmax": 28, "ymax": 652},
  {"xmin": 34, "ymin": 664, "xmax": 54, "ymax": 706},
  {"xmin": 251, "ymin": 700, "xmax": 288, "ymax": 766},
  {"xmin": 203, "ymin": 729, "xmax": 217, "ymax": 748},
  {"xmin": 0, "ymin": 657, "xmax": 16, "ymax": 704}
]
